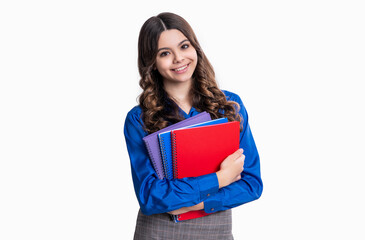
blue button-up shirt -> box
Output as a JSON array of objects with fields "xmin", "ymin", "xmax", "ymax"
[{"xmin": 124, "ymin": 90, "xmax": 263, "ymax": 215}]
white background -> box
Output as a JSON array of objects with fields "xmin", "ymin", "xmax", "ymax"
[{"xmin": 1, "ymin": 0, "xmax": 364, "ymax": 239}]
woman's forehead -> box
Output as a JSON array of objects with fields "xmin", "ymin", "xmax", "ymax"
[{"xmin": 158, "ymin": 29, "xmax": 188, "ymax": 48}]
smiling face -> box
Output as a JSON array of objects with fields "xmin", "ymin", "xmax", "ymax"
[{"xmin": 155, "ymin": 29, "xmax": 198, "ymax": 85}]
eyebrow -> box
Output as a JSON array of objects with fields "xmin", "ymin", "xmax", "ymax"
[{"xmin": 157, "ymin": 39, "xmax": 190, "ymax": 53}]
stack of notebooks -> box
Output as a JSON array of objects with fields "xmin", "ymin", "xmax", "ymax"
[{"xmin": 143, "ymin": 112, "xmax": 240, "ymax": 222}]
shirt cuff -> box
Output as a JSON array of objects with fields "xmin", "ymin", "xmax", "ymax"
[
  {"xmin": 204, "ymin": 194, "xmax": 223, "ymax": 213},
  {"xmin": 196, "ymin": 173, "xmax": 219, "ymax": 201}
]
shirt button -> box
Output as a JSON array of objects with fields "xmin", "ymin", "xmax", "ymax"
[
  {"xmin": 211, "ymin": 208, "xmax": 214, "ymax": 211},
  {"xmin": 207, "ymin": 194, "xmax": 210, "ymax": 197}
]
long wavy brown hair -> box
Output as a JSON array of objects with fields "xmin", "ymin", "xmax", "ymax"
[{"xmin": 138, "ymin": 12, "xmax": 243, "ymax": 134}]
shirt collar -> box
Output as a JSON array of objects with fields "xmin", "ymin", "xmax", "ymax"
[{"xmin": 179, "ymin": 106, "xmax": 199, "ymax": 119}]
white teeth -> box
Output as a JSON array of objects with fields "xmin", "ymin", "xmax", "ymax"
[{"xmin": 174, "ymin": 64, "xmax": 188, "ymax": 71}]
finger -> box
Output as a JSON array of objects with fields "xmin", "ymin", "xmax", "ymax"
[
  {"xmin": 231, "ymin": 148, "xmax": 243, "ymax": 159},
  {"xmin": 235, "ymin": 155, "xmax": 245, "ymax": 163}
]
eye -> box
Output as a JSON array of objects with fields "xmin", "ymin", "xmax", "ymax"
[
  {"xmin": 160, "ymin": 51, "xmax": 170, "ymax": 57},
  {"xmin": 181, "ymin": 44, "xmax": 189, "ymax": 49}
]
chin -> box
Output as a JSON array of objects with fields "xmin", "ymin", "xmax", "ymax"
[{"xmin": 175, "ymin": 76, "xmax": 193, "ymax": 83}]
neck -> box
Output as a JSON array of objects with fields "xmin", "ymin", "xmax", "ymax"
[{"xmin": 163, "ymin": 79, "xmax": 193, "ymax": 112}]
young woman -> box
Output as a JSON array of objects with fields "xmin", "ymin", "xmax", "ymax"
[{"xmin": 124, "ymin": 12, "xmax": 263, "ymax": 240}]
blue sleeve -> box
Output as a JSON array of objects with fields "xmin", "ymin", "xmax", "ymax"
[
  {"xmin": 203, "ymin": 93, "xmax": 263, "ymax": 213},
  {"xmin": 123, "ymin": 108, "xmax": 219, "ymax": 215}
]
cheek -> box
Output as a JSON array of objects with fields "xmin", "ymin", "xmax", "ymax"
[
  {"xmin": 156, "ymin": 58, "xmax": 172, "ymax": 72},
  {"xmin": 188, "ymin": 50, "xmax": 198, "ymax": 67},
  {"xmin": 188, "ymin": 49, "xmax": 198, "ymax": 63}
]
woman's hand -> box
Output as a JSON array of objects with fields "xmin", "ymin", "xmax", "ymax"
[
  {"xmin": 168, "ymin": 202, "xmax": 204, "ymax": 215},
  {"xmin": 168, "ymin": 149, "xmax": 244, "ymax": 215},
  {"xmin": 216, "ymin": 148, "xmax": 245, "ymax": 188},
  {"xmin": 168, "ymin": 207, "xmax": 189, "ymax": 215}
]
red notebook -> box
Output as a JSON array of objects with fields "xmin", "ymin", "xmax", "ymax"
[{"xmin": 171, "ymin": 121, "xmax": 240, "ymax": 221}]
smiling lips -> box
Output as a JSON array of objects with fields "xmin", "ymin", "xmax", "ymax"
[{"xmin": 172, "ymin": 63, "xmax": 190, "ymax": 73}]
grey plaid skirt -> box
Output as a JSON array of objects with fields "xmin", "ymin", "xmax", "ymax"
[{"xmin": 133, "ymin": 209, "xmax": 233, "ymax": 240}]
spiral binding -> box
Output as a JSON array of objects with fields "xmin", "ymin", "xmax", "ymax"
[
  {"xmin": 169, "ymin": 214, "xmax": 178, "ymax": 222},
  {"xmin": 172, "ymin": 131, "xmax": 179, "ymax": 179},
  {"xmin": 144, "ymin": 140, "xmax": 163, "ymax": 180}
]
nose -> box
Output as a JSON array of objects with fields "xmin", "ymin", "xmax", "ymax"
[{"xmin": 173, "ymin": 51, "xmax": 184, "ymax": 63}]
